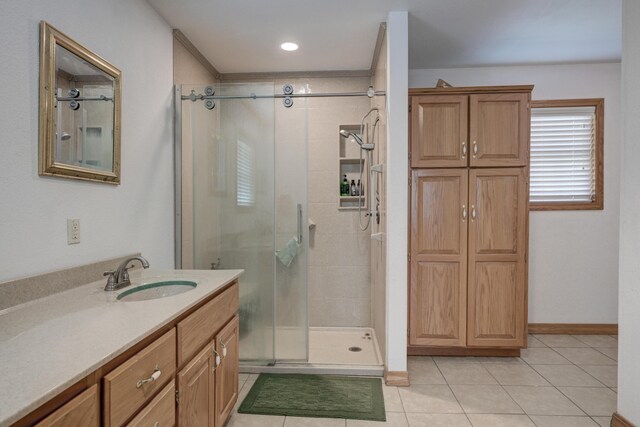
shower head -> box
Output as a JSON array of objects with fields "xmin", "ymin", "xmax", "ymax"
[
  {"xmin": 339, "ymin": 129, "xmax": 364, "ymax": 146},
  {"xmin": 340, "ymin": 129, "xmax": 374, "ymax": 151}
]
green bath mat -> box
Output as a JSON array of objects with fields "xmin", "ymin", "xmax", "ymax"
[{"xmin": 238, "ymin": 374, "xmax": 386, "ymax": 421}]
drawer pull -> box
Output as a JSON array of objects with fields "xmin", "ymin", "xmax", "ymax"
[{"xmin": 136, "ymin": 366, "xmax": 161, "ymax": 388}]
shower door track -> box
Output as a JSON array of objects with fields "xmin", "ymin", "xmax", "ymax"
[{"xmin": 181, "ymin": 90, "xmax": 386, "ymax": 102}]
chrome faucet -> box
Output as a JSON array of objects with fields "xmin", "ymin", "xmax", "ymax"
[{"xmin": 104, "ymin": 256, "xmax": 150, "ymax": 291}]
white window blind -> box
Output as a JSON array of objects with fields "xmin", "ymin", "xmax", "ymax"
[
  {"xmin": 236, "ymin": 140, "xmax": 255, "ymax": 207},
  {"xmin": 530, "ymin": 106, "xmax": 596, "ymax": 204}
]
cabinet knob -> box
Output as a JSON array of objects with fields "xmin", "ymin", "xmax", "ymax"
[
  {"xmin": 472, "ymin": 141, "xmax": 478, "ymax": 158},
  {"xmin": 461, "ymin": 141, "xmax": 467, "ymax": 158},
  {"xmin": 211, "ymin": 347, "xmax": 222, "ymax": 373},
  {"xmin": 471, "ymin": 205, "xmax": 477, "ymax": 220},
  {"xmin": 461, "ymin": 205, "xmax": 467, "ymax": 221}
]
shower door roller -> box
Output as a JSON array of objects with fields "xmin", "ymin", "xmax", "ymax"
[{"xmin": 283, "ymin": 97, "xmax": 293, "ymax": 108}]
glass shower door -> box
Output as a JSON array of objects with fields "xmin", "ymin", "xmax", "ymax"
[{"xmin": 184, "ymin": 81, "xmax": 308, "ymax": 365}]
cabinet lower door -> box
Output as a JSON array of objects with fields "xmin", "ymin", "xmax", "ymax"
[
  {"xmin": 468, "ymin": 168, "xmax": 528, "ymax": 347},
  {"xmin": 410, "ymin": 169, "xmax": 468, "ymax": 347},
  {"xmin": 411, "ymin": 95, "xmax": 469, "ymax": 168},
  {"xmin": 177, "ymin": 342, "xmax": 215, "ymax": 427},
  {"xmin": 216, "ymin": 316, "xmax": 239, "ymax": 427},
  {"xmin": 469, "ymin": 93, "xmax": 529, "ymax": 167}
]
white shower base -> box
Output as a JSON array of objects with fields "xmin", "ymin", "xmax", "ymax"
[{"xmin": 240, "ymin": 327, "xmax": 384, "ymax": 376}]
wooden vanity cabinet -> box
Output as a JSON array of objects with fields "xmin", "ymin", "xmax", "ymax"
[
  {"xmin": 408, "ymin": 86, "xmax": 532, "ymax": 356},
  {"xmin": 11, "ymin": 281, "xmax": 239, "ymax": 427}
]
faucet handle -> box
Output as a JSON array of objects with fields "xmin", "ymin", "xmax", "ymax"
[{"xmin": 103, "ymin": 270, "xmax": 117, "ymax": 291}]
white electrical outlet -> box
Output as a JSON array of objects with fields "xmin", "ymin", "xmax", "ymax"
[{"xmin": 67, "ymin": 219, "xmax": 80, "ymax": 244}]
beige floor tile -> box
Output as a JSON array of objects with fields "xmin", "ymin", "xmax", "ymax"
[
  {"xmin": 554, "ymin": 348, "xmax": 616, "ymax": 366},
  {"xmin": 450, "ymin": 385, "xmax": 523, "ymax": 414},
  {"xmin": 438, "ymin": 363, "xmax": 497, "ymax": 385},
  {"xmin": 233, "ymin": 379, "xmax": 256, "ymax": 413},
  {"xmin": 383, "ymin": 385, "xmax": 405, "ymax": 412},
  {"xmin": 239, "ymin": 373, "xmax": 250, "ymax": 382},
  {"xmin": 405, "ymin": 413, "xmax": 471, "ymax": 426},
  {"xmin": 407, "ymin": 357, "xmax": 447, "ymax": 385},
  {"xmin": 558, "ymin": 387, "xmax": 617, "ymax": 417},
  {"xmin": 611, "ymin": 387, "xmax": 617, "ymax": 393},
  {"xmin": 572, "ymin": 335, "xmax": 618, "ymax": 348},
  {"xmin": 579, "ymin": 365, "xmax": 617, "ymax": 387},
  {"xmin": 346, "ymin": 412, "xmax": 408, "ymax": 426},
  {"xmin": 478, "ymin": 357, "xmax": 525, "ymax": 365},
  {"xmin": 592, "ymin": 416, "xmax": 612, "ymax": 427},
  {"xmin": 227, "ymin": 413, "xmax": 286, "ymax": 427},
  {"xmin": 528, "ymin": 335, "xmax": 548, "ymax": 348},
  {"xmin": 594, "ymin": 347, "xmax": 617, "ymax": 361},
  {"xmin": 528, "ymin": 415, "xmax": 599, "ymax": 426},
  {"xmin": 433, "ymin": 356, "xmax": 478, "ymax": 365},
  {"xmin": 531, "ymin": 365, "xmax": 604, "ymax": 387},
  {"xmin": 520, "ymin": 348, "xmax": 571, "ymax": 365},
  {"xmin": 467, "ymin": 414, "xmax": 536, "ymax": 427},
  {"xmin": 398, "ymin": 385, "xmax": 462, "ymax": 413},
  {"xmin": 284, "ymin": 417, "xmax": 346, "ymax": 426},
  {"xmin": 503, "ymin": 386, "xmax": 583, "ymax": 416},
  {"xmin": 535, "ymin": 335, "xmax": 589, "ymax": 348},
  {"xmin": 485, "ymin": 364, "xmax": 550, "ymax": 386}
]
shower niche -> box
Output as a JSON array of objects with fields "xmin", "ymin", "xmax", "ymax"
[{"xmin": 338, "ymin": 125, "xmax": 368, "ymax": 210}]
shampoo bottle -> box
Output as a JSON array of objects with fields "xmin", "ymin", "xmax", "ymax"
[{"xmin": 350, "ymin": 180, "xmax": 356, "ymax": 196}]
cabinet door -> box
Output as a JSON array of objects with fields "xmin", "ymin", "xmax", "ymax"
[
  {"xmin": 469, "ymin": 93, "xmax": 529, "ymax": 167},
  {"xmin": 410, "ymin": 169, "xmax": 468, "ymax": 347},
  {"xmin": 468, "ymin": 168, "xmax": 528, "ymax": 347},
  {"xmin": 35, "ymin": 385, "xmax": 99, "ymax": 427},
  {"xmin": 411, "ymin": 95, "xmax": 468, "ymax": 168},
  {"xmin": 177, "ymin": 342, "xmax": 215, "ymax": 427},
  {"xmin": 215, "ymin": 316, "xmax": 239, "ymax": 427}
]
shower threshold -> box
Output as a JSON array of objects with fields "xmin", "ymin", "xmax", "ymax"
[{"xmin": 240, "ymin": 327, "xmax": 384, "ymax": 377}]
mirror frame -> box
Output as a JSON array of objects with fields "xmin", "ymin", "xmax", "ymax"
[{"xmin": 39, "ymin": 21, "xmax": 122, "ymax": 184}]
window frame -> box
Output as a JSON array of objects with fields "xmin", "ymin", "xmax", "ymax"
[{"xmin": 529, "ymin": 98, "xmax": 604, "ymax": 211}]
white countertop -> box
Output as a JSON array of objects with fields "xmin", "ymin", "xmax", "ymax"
[{"xmin": 0, "ymin": 269, "xmax": 243, "ymax": 427}]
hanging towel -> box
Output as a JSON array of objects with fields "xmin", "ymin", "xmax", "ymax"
[{"xmin": 276, "ymin": 237, "xmax": 299, "ymax": 267}]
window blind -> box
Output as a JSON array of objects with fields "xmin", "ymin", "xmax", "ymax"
[
  {"xmin": 530, "ymin": 106, "xmax": 596, "ymax": 203},
  {"xmin": 236, "ymin": 140, "xmax": 255, "ymax": 207}
]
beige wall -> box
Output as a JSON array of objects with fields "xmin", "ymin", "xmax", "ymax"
[
  {"xmin": 173, "ymin": 37, "xmax": 219, "ymax": 268},
  {"xmin": 370, "ymin": 31, "xmax": 387, "ymax": 362}
]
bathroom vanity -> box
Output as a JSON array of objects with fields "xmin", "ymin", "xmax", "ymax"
[{"xmin": 0, "ymin": 269, "xmax": 242, "ymax": 427}]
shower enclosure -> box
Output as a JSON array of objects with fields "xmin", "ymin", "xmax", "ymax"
[{"xmin": 175, "ymin": 80, "xmax": 384, "ymax": 372}]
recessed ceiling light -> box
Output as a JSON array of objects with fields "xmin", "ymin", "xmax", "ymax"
[{"xmin": 280, "ymin": 42, "xmax": 298, "ymax": 52}]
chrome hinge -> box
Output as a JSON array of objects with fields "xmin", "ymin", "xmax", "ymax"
[{"xmin": 175, "ymin": 390, "xmax": 180, "ymax": 403}]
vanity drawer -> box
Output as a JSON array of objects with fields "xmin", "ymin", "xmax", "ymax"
[
  {"xmin": 177, "ymin": 282, "xmax": 238, "ymax": 366},
  {"xmin": 104, "ymin": 329, "xmax": 177, "ymax": 427},
  {"xmin": 126, "ymin": 379, "xmax": 175, "ymax": 427},
  {"xmin": 35, "ymin": 384, "xmax": 99, "ymax": 427}
]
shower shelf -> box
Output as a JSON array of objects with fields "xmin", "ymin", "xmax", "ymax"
[{"xmin": 339, "ymin": 124, "xmax": 368, "ymax": 210}]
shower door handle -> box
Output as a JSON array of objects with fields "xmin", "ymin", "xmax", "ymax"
[{"xmin": 297, "ymin": 203, "xmax": 303, "ymax": 244}]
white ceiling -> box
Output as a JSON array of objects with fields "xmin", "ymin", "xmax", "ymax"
[{"xmin": 147, "ymin": 0, "xmax": 621, "ymax": 74}]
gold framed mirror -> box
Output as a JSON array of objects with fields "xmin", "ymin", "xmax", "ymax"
[{"xmin": 39, "ymin": 21, "xmax": 121, "ymax": 184}]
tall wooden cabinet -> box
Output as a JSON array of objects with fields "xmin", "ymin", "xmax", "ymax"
[{"xmin": 408, "ymin": 86, "xmax": 532, "ymax": 356}]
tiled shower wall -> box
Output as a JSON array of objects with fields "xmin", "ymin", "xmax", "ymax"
[{"xmin": 302, "ymin": 77, "xmax": 373, "ymax": 327}]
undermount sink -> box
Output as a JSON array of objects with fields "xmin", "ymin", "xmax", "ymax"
[{"xmin": 117, "ymin": 280, "xmax": 197, "ymax": 302}]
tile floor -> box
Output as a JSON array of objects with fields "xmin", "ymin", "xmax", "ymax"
[{"xmin": 226, "ymin": 334, "xmax": 617, "ymax": 426}]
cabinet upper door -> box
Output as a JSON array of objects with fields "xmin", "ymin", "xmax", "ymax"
[
  {"xmin": 467, "ymin": 168, "xmax": 528, "ymax": 348},
  {"xmin": 177, "ymin": 342, "xmax": 215, "ymax": 427},
  {"xmin": 409, "ymin": 169, "xmax": 468, "ymax": 347},
  {"xmin": 469, "ymin": 93, "xmax": 530, "ymax": 167},
  {"xmin": 215, "ymin": 316, "xmax": 239, "ymax": 427},
  {"xmin": 411, "ymin": 95, "xmax": 468, "ymax": 168}
]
